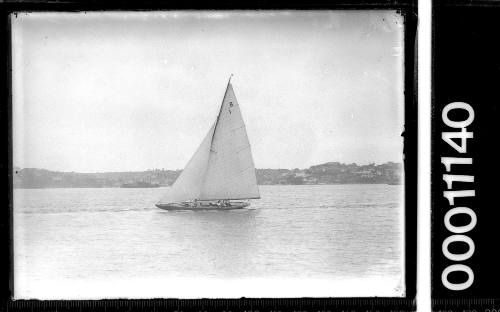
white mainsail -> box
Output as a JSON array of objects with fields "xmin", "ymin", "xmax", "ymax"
[{"xmin": 158, "ymin": 79, "xmax": 260, "ymax": 204}]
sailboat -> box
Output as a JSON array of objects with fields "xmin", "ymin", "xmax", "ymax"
[{"xmin": 156, "ymin": 76, "xmax": 260, "ymax": 210}]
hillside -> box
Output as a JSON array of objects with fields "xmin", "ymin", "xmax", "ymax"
[{"xmin": 13, "ymin": 161, "xmax": 403, "ymax": 189}]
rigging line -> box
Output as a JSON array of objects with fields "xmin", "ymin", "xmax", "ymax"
[
  {"xmin": 239, "ymin": 166, "xmax": 253, "ymax": 173},
  {"xmin": 236, "ymin": 145, "xmax": 251, "ymax": 153},
  {"xmin": 231, "ymin": 125, "xmax": 246, "ymax": 132}
]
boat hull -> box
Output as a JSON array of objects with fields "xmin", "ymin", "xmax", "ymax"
[{"xmin": 155, "ymin": 201, "xmax": 250, "ymax": 211}]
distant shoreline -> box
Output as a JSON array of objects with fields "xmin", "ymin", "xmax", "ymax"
[
  {"xmin": 13, "ymin": 182, "xmax": 403, "ymax": 190},
  {"xmin": 13, "ymin": 161, "xmax": 403, "ymax": 189}
]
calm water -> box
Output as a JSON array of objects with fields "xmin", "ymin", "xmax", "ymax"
[{"xmin": 14, "ymin": 184, "xmax": 404, "ymax": 299}]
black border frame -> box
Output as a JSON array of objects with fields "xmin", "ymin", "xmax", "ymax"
[
  {"xmin": 0, "ymin": 1, "xmax": 417, "ymax": 311},
  {"xmin": 431, "ymin": 0, "xmax": 500, "ymax": 309}
]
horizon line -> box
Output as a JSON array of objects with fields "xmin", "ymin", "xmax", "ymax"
[{"xmin": 14, "ymin": 160, "xmax": 403, "ymax": 174}]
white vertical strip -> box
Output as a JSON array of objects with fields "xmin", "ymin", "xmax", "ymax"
[
  {"xmin": 11, "ymin": 14, "xmax": 25, "ymax": 299},
  {"xmin": 418, "ymin": 0, "xmax": 432, "ymax": 311},
  {"xmin": 11, "ymin": 15, "xmax": 24, "ymax": 171}
]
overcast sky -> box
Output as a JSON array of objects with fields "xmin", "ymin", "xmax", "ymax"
[{"xmin": 12, "ymin": 11, "xmax": 404, "ymax": 172}]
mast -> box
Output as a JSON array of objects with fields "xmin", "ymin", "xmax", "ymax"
[{"xmin": 210, "ymin": 74, "xmax": 234, "ymax": 147}]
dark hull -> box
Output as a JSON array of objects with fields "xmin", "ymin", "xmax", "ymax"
[{"xmin": 155, "ymin": 201, "xmax": 250, "ymax": 211}]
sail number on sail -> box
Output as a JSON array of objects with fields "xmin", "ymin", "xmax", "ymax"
[{"xmin": 440, "ymin": 102, "xmax": 476, "ymax": 291}]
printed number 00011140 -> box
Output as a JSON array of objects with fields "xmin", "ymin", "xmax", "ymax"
[{"xmin": 440, "ymin": 102, "xmax": 476, "ymax": 291}]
